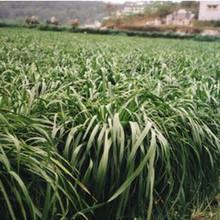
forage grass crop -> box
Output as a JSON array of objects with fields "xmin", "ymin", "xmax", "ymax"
[{"xmin": 0, "ymin": 28, "xmax": 219, "ymax": 220}]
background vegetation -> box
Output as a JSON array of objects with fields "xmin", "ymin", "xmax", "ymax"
[
  {"xmin": 0, "ymin": 1, "xmax": 108, "ymax": 24},
  {"xmin": 143, "ymin": 1, "xmax": 199, "ymax": 19}
]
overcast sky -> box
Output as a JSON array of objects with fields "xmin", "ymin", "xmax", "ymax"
[
  {"xmin": 103, "ymin": 0, "xmax": 133, "ymax": 3},
  {"xmin": 0, "ymin": 0, "xmax": 141, "ymax": 3},
  {"xmin": 0, "ymin": 0, "xmax": 185, "ymax": 3}
]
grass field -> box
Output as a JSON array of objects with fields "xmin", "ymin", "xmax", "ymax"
[{"xmin": 0, "ymin": 28, "xmax": 219, "ymax": 220}]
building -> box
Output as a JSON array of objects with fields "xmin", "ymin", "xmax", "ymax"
[
  {"xmin": 119, "ymin": 1, "xmax": 148, "ymax": 15},
  {"xmin": 166, "ymin": 9, "xmax": 194, "ymax": 26},
  {"xmin": 199, "ymin": 1, "xmax": 220, "ymax": 21},
  {"xmin": 84, "ymin": 20, "xmax": 102, "ymax": 29},
  {"xmin": 110, "ymin": 1, "xmax": 149, "ymax": 18},
  {"xmin": 145, "ymin": 9, "xmax": 194, "ymax": 26}
]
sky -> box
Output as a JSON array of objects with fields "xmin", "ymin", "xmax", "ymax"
[
  {"xmin": 103, "ymin": 0, "xmax": 133, "ymax": 3},
  {"xmin": 0, "ymin": 0, "xmax": 143, "ymax": 3},
  {"xmin": 0, "ymin": 0, "xmax": 187, "ymax": 3}
]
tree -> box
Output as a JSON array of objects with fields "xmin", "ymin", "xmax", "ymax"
[
  {"xmin": 69, "ymin": 19, "xmax": 80, "ymax": 28},
  {"xmin": 25, "ymin": 16, "xmax": 39, "ymax": 25},
  {"xmin": 144, "ymin": 2, "xmax": 178, "ymax": 18},
  {"xmin": 46, "ymin": 16, "xmax": 59, "ymax": 25},
  {"xmin": 105, "ymin": 3, "xmax": 117, "ymax": 17}
]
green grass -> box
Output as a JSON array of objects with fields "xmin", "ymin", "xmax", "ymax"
[{"xmin": 0, "ymin": 28, "xmax": 219, "ymax": 220}]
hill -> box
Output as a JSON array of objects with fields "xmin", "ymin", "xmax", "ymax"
[{"xmin": 0, "ymin": 1, "xmax": 109, "ymax": 24}]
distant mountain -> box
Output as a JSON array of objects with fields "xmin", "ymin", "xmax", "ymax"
[{"xmin": 0, "ymin": 1, "xmax": 109, "ymax": 24}]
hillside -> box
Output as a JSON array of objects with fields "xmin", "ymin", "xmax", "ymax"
[
  {"xmin": 0, "ymin": 1, "xmax": 109, "ymax": 24},
  {"xmin": 103, "ymin": 1, "xmax": 199, "ymax": 31}
]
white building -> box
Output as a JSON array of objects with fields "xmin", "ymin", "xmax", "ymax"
[
  {"xmin": 145, "ymin": 9, "xmax": 194, "ymax": 26},
  {"xmin": 122, "ymin": 1, "xmax": 147, "ymax": 15},
  {"xmin": 84, "ymin": 20, "xmax": 102, "ymax": 29},
  {"xmin": 199, "ymin": 1, "xmax": 220, "ymax": 21},
  {"xmin": 166, "ymin": 9, "xmax": 194, "ymax": 26}
]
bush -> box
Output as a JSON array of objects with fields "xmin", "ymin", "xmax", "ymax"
[
  {"xmin": 193, "ymin": 20, "xmax": 220, "ymax": 28},
  {"xmin": 0, "ymin": 22, "xmax": 20, "ymax": 28},
  {"xmin": 38, "ymin": 25, "xmax": 67, "ymax": 32},
  {"xmin": 69, "ymin": 19, "xmax": 80, "ymax": 29}
]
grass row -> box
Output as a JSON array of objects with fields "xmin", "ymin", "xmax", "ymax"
[{"xmin": 1, "ymin": 21, "xmax": 220, "ymax": 42}]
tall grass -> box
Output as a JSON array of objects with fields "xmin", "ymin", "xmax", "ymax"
[{"xmin": 0, "ymin": 28, "xmax": 219, "ymax": 219}]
